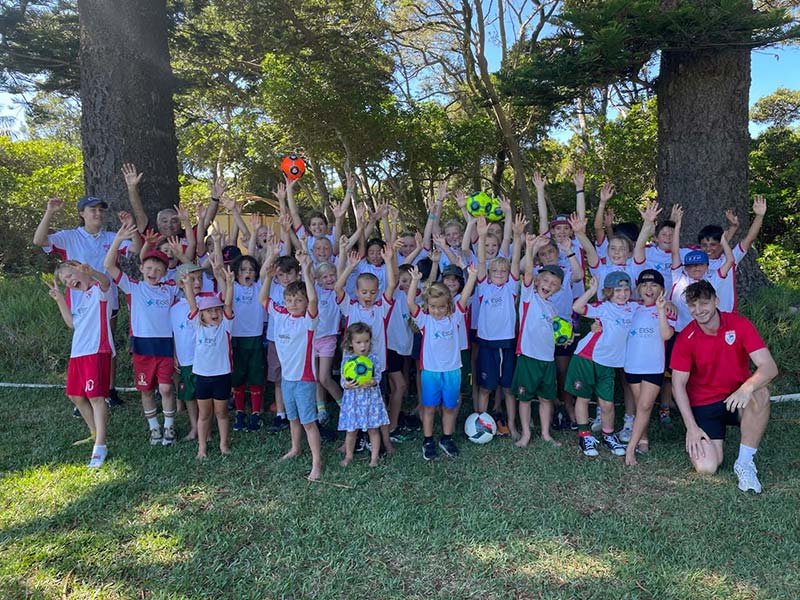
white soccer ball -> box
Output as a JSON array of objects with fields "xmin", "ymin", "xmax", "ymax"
[{"xmin": 464, "ymin": 412, "xmax": 497, "ymax": 444}]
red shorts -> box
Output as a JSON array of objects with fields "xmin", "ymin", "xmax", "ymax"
[
  {"xmin": 132, "ymin": 354, "xmax": 174, "ymax": 391},
  {"xmin": 66, "ymin": 353, "xmax": 112, "ymax": 398}
]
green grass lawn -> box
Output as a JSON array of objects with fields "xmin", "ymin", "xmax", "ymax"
[{"xmin": 1, "ymin": 388, "xmax": 799, "ymax": 600}]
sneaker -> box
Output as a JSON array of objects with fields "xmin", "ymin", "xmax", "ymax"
[
  {"xmin": 317, "ymin": 409, "xmax": 330, "ymax": 426},
  {"xmin": 267, "ymin": 415, "xmax": 289, "ymax": 433},
  {"xmin": 602, "ymin": 433, "xmax": 627, "ymax": 456},
  {"xmin": 106, "ymin": 388, "xmax": 123, "ymax": 407},
  {"xmin": 495, "ymin": 416, "xmax": 511, "ymax": 437},
  {"xmin": 569, "ymin": 420, "xmax": 578, "ymax": 431},
  {"xmin": 400, "ymin": 412, "xmax": 422, "ymax": 431},
  {"xmin": 579, "ymin": 435, "xmax": 600, "ymax": 457},
  {"xmin": 87, "ymin": 453, "xmax": 106, "ymax": 469},
  {"xmin": 162, "ymin": 426, "xmax": 176, "ymax": 446},
  {"xmin": 72, "ymin": 406, "xmax": 81, "ymax": 418},
  {"xmin": 619, "ymin": 421, "xmax": 634, "ymax": 443},
  {"xmin": 734, "ymin": 460, "xmax": 762, "ymax": 494},
  {"xmin": 354, "ymin": 433, "xmax": 367, "ymax": 453},
  {"xmin": 318, "ymin": 424, "xmax": 337, "ymax": 443},
  {"xmin": 422, "ymin": 438, "xmax": 438, "ymax": 461},
  {"xmin": 149, "ymin": 427, "xmax": 163, "ymax": 446},
  {"xmin": 389, "ymin": 427, "xmax": 416, "ymax": 443},
  {"xmin": 233, "ymin": 411, "xmax": 247, "ymax": 431},
  {"xmin": 247, "ymin": 413, "xmax": 262, "ymax": 432},
  {"xmin": 590, "ymin": 411, "xmax": 602, "ymax": 433},
  {"xmin": 438, "ymin": 437, "xmax": 460, "ymax": 458},
  {"xmin": 659, "ymin": 409, "xmax": 673, "ymax": 427}
]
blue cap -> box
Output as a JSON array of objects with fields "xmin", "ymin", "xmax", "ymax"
[
  {"xmin": 603, "ymin": 271, "xmax": 631, "ymax": 289},
  {"xmin": 684, "ymin": 250, "xmax": 709, "ymax": 266},
  {"xmin": 77, "ymin": 195, "xmax": 108, "ymax": 210}
]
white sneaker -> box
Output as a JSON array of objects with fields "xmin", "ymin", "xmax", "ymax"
[
  {"xmin": 87, "ymin": 452, "xmax": 106, "ymax": 469},
  {"xmin": 734, "ymin": 460, "xmax": 762, "ymax": 494},
  {"xmin": 590, "ymin": 411, "xmax": 602, "ymax": 433},
  {"xmin": 619, "ymin": 417, "xmax": 634, "ymax": 443},
  {"xmin": 162, "ymin": 426, "xmax": 176, "ymax": 446},
  {"xmin": 149, "ymin": 427, "xmax": 163, "ymax": 446}
]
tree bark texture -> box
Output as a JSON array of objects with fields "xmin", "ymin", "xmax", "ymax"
[
  {"xmin": 78, "ymin": 0, "xmax": 179, "ymax": 222},
  {"xmin": 656, "ymin": 47, "xmax": 768, "ymax": 293}
]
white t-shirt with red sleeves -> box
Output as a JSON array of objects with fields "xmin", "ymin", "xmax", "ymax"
[
  {"xmin": 707, "ymin": 242, "xmax": 747, "ymax": 312},
  {"xmin": 269, "ymin": 303, "xmax": 318, "ymax": 382},
  {"xmin": 69, "ymin": 281, "xmax": 115, "ymax": 358},
  {"xmin": 44, "ymin": 227, "xmax": 131, "ymax": 310},
  {"xmin": 296, "ymin": 225, "xmax": 336, "ymax": 255},
  {"xmin": 115, "ymin": 273, "xmax": 177, "ymax": 338},
  {"xmin": 476, "ymin": 276, "xmax": 519, "ymax": 341},
  {"xmin": 337, "ymin": 293, "xmax": 393, "ymax": 373},
  {"xmin": 555, "ymin": 237, "xmax": 585, "ymax": 298},
  {"xmin": 411, "ymin": 304, "xmax": 465, "ymax": 372},
  {"xmin": 575, "ymin": 301, "xmax": 638, "ymax": 368},
  {"xmin": 189, "ymin": 311, "xmax": 233, "ymax": 377},
  {"xmin": 624, "ymin": 303, "xmax": 676, "ymax": 374},
  {"xmin": 533, "ymin": 265, "xmax": 573, "ymax": 321},
  {"xmin": 670, "ymin": 268, "xmax": 730, "ymax": 332},
  {"xmin": 314, "ymin": 286, "xmax": 340, "ymax": 339},
  {"xmin": 347, "ymin": 260, "xmax": 387, "ymax": 298},
  {"xmin": 517, "ymin": 282, "xmax": 557, "ymax": 362},
  {"xmin": 387, "ymin": 289, "xmax": 415, "ymax": 356},
  {"xmin": 170, "ymin": 297, "xmax": 196, "ymax": 367},
  {"xmin": 231, "ymin": 281, "xmax": 265, "ymax": 337},
  {"xmin": 645, "ymin": 244, "xmax": 691, "ymax": 292}
]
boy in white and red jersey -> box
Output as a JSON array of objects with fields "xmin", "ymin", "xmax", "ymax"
[
  {"xmin": 262, "ymin": 251, "xmax": 323, "ymax": 481},
  {"xmin": 47, "ymin": 261, "xmax": 115, "ymax": 468},
  {"xmin": 105, "ymin": 224, "xmax": 179, "ymax": 447}
]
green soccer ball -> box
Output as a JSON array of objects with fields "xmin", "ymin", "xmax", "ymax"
[
  {"xmin": 487, "ymin": 198, "xmax": 505, "ymax": 222},
  {"xmin": 553, "ymin": 317, "xmax": 573, "ymax": 345},
  {"xmin": 342, "ymin": 356, "xmax": 374, "ymax": 386},
  {"xmin": 467, "ymin": 192, "xmax": 494, "ymax": 218}
]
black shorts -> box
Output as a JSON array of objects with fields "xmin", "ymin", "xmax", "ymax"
[
  {"xmin": 195, "ymin": 373, "xmax": 232, "ymax": 401},
  {"xmin": 664, "ymin": 337, "xmax": 676, "ymax": 374},
  {"xmin": 624, "ymin": 372, "xmax": 665, "ymax": 387},
  {"xmin": 386, "ymin": 349, "xmax": 407, "ymax": 374},
  {"xmin": 691, "ymin": 400, "xmax": 740, "ymax": 440}
]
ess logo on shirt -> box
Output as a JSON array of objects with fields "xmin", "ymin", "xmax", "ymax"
[{"xmin": 146, "ymin": 298, "xmax": 171, "ymax": 307}]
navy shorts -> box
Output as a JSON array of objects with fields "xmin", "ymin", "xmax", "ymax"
[
  {"xmin": 195, "ymin": 373, "xmax": 231, "ymax": 401},
  {"xmin": 691, "ymin": 400, "xmax": 740, "ymax": 440},
  {"xmin": 477, "ymin": 339, "xmax": 515, "ymax": 391},
  {"xmin": 555, "ymin": 336, "xmax": 578, "ymax": 358},
  {"xmin": 411, "ymin": 332, "xmax": 422, "ymax": 361},
  {"xmin": 624, "ymin": 372, "xmax": 665, "ymax": 387}
]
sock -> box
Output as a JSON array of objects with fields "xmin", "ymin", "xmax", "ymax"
[
  {"xmin": 232, "ymin": 386, "xmax": 246, "ymax": 412},
  {"xmin": 624, "ymin": 413, "xmax": 634, "ymax": 425},
  {"xmin": 277, "ymin": 412, "xmax": 286, "ymax": 419},
  {"xmin": 250, "ymin": 385, "xmax": 263, "ymax": 413},
  {"xmin": 163, "ymin": 411, "xmax": 175, "ymax": 429},
  {"xmin": 424, "ymin": 435, "xmax": 434, "ymax": 444},
  {"xmin": 92, "ymin": 444, "xmax": 107, "ymax": 458},
  {"xmin": 578, "ymin": 424, "xmax": 590, "ymax": 436},
  {"xmin": 147, "ymin": 416, "xmax": 160, "ymax": 430},
  {"xmin": 737, "ymin": 444, "xmax": 757, "ymax": 464}
]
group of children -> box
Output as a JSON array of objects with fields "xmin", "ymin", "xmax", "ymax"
[{"xmin": 42, "ymin": 164, "xmax": 767, "ymax": 478}]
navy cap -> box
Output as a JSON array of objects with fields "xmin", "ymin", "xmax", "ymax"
[
  {"xmin": 636, "ymin": 268, "xmax": 664, "ymax": 287},
  {"xmin": 77, "ymin": 195, "xmax": 108, "ymax": 210},
  {"xmin": 441, "ymin": 264, "xmax": 465, "ymax": 281},
  {"xmin": 539, "ymin": 264, "xmax": 565, "ymax": 281},
  {"xmin": 684, "ymin": 250, "xmax": 709, "ymax": 266},
  {"xmin": 222, "ymin": 245, "xmax": 242, "ymax": 264}
]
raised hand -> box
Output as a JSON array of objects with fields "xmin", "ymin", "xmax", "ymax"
[
  {"xmin": 436, "ymin": 181, "xmax": 448, "ymax": 203},
  {"xmin": 604, "ymin": 207, "xmax": 615, "ymax": 228},
  {"xmin": 430, "ymin": 248, "xmax": 441, "ymax": 263},
  {"xmin": 331, "ymin": 198, "xmax": 348, "ymax": 219},
  {"xmin": 409, "ymin": 265, "xmax": 423, "ymax": 282},
  {"xmin": 476, "ymin": 216, "xmax": 489, "ymax": 238},
  {"xmin": 45, "ymin": 278, "xmax": 63, "ymax": 301},
  {"xmin": 568, "ymin": 212, "xmax": 587, "ymax": 235},
  {"xmin": 587, "ymin": 275, "xmax": 599, "ymax": 293},
  {"xmin": 454, "ymin": 189, "xmax": 466, "ymax": 210},
  {"xmin": 639, "ymin": 200, "xmax": 662, "ymax": 224},
  {"xmin": 432, "ymin": 233, "xmax": 447, "ymax": 249},
  {"xmin": 118, "ymin": 210, "xmax": 135, "ymax": 227},
  {"xmin": 211, "ymin": 178, "xmax": 227, "ymax": 200},
  {"xmin": 121, "ymin": 163, "xmax": 143, "ymax": 187},
  {"xmin": 346, "ymin": 250, "xmax": 361, "ymax": 269},
  {"xmin": 573, "ymin": 169, "xmax": 585, "ymax": 191},
  {"xmin": 46, "ymin": 197, "xmax": 64, "ymax": 213},
  {"xmin": 753, "ymin": 195, "xmax": 767, "ymax": 216},
  {"xmin": 532, "ymin": 172, "xmax": 546, "ymax": 190},
  {"xmin": 724, "ymin": 208, "xmax": 739, "ymax": 228},
  {"xmin": 512, "ymin": 213, "xmax": 528, "ymax": 236},
  {"xmin": 273, "ymin": 182, "xmax": 286, "ymax": 203},
  {"xmin": 671, "ymin": 204, "xmax": 684, "ymax": 224},
  {"xmin": 174, "ymin": 204, "xmax": 190, "ymax": 223},
  {"xmin": 116, "ymin": 222, "xmax": 139, "ymax": 241},
  {"xmin": 600, "ymin": 182, "xmax": 615, "ymax": 204},
  {"xmin": 277, "ymin": 211, "xmax": 292, "ymax": 232}
]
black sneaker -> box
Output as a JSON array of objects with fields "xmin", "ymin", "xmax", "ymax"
[
  {"xmin": 267, "ymin": 415, "xmax": 289, "ymax": 433},
  {"xmin": 579, "ymin": 435, "xmax": 600, "ymax": 457},
  {"xmin": 400, "ymin": 412, "xmax": 422, "ymax": 431},
  {"xmin": 422, "ymin": 438, "xmax": 438, "ymax": 461},
  {"xmin": 247, "ymin": 413, "xmax": 262, "ymax": 432},
  {"xmin": 602, "ymin": 433, "xmax": 627, "ymax": 456},
  {"xmin": 354, "ymin": 433, "xmax": 367, "ymax": 453},
  {"xmin": 72, "ymin": 406, "xmax": 81, "ymax": 418},
  {"xmin": 438, "ymin": 437, "xmax": 460, "ymax": 458},
  {"xmin": 106, "ymin": 388, "xmax": 123, "ymax": 407},
  {"xmin": 318, "ymin": 424, "xmax": 337, "ymax": 443},
  {"xmin": 233, "ymin": 411, "xmax": 246, "ymax": 431}
]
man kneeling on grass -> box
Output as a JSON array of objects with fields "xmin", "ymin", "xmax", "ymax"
[{"xmin": 670, "ymin": 280, "xmax": 777, "ymax": 493}]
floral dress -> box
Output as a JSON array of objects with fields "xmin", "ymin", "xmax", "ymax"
[{"xmin": 337, "ymin": 353, "xmax": 389, "ymax": 432}]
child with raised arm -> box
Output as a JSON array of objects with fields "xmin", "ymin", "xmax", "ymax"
[
  {"xmin": 566, "ymin": 272, "xmax": 638, "ymax": 458},
  {"xmin": 313, "ymin": 261, "xmax": 343, "ymax": 424},
  {"xmin": 474, "ymin": 214, "xmax": 525, "ymax": 439},
  {"xmin": 105, "ymin": 223, "xmax": 180, "ymax": 446},
  {"xmin": 182, "ymin": 263, "xmax": 234, "ymax": 458},
  {"xmin": 264, "ymin": 251, "xmax": 323, "ymax": 481},
  {"xmin": 408, "ymin": 263, "xmax": 478, "ymax": 460},
  {"xmin": 47, "ymin": 262, "xmax": 115, "ymax": 467},
  {"xmin": 338, "ymin": 323, "xmax": 389, "ymax": 467}
]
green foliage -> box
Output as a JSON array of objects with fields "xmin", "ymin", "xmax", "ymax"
[
  {"xmin": 0, "ymin": 136, "xmax": 83, "ymax": 275},
  {"xmin": 751, "ymin": 87, "xmax": 800, "ymax": 128},
  {"xmin": 758, "ymin": 243, "xmax": 800, "ymax": 285}
]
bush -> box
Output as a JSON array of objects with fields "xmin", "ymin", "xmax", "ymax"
[{"xmin": 757, "ymin": 243, "xmax": 800, "ymax": 285}]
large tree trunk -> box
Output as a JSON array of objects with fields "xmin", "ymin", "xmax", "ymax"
[
  {"xmin": 656, "ymin": 47, "xmax": 768, "ymax": 294},
  {"xmin": 78, "ymin": 0, "xmax": 179, "ymax": 221}
]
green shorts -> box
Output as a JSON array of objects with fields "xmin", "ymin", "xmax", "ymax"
[
  {"xmin": 565, "ymin": 355, "xmax": 615, "ymax": 402},
  {"xmin": 511, "ymin": 355, "xmax": 557, "ymax": 402},
  {"xmin": 177, "ymin": 365, "xmax": 196, "ymax": 402},
  {"xmin": 231, "ymin": 336, "xmax": 264, "ymax": 387}
]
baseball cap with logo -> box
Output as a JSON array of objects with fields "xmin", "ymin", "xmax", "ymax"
[
  {"xmin": 77, "ymin": 195, "xmax": 108, "ymax": 210},
  {"xmin": 683, "ymin": 250, "xmax": 709, "ymax": 266},
  {"xmin": 636, "ymin": 268, "xmax": 665, "ymax": 287}
]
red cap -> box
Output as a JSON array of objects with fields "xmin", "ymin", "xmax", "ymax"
[{"xmin": 142, "ymin": 250, "xmax": 170, "ymax": 266}]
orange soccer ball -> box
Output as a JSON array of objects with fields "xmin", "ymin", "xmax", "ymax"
[{"xmin": 281, "ymin": 155, "xmax": 306, "ymax": 181}]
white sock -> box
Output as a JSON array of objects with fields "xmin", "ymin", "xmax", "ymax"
[
  {"xmin": 92, "ymin": 444, "xmax": 107, "ymax": 457},
  {"xmin": 147, "ymin": 416, "xmax": 160, "ymax": 430},
  {"xmin": 624, "ymin": 413, "xmax": 635, "ymax": 425},
  {"xmin": 277, "ymin": 412, "xmax": 286, "ymax": 419},
  {"xmin": 737, "ymin": 444, "xmax": 757, "ymax": 464},
  {"xmin": 164, "ymin": 415, "xmax": 175, "ymax": 428}
]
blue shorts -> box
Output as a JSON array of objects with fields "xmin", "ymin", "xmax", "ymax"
[
  {"xmin": 281, "ymin": 379, "xmax": 317, "ymax": 424},
  {"xmin": 420, "ymin": 369, "xmax": 461, "ymax": 409},
  {"xmin": 477, "ymin": 340, "xmax": 515, "ymax": 391}
]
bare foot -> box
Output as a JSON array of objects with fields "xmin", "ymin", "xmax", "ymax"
[
  {"xmin": 542, "ymin": 436, "xmax": 562, "ymax": 448},
  {"xmin": 368, "ymin": 459, "xmax": 379, "ymax": 467},
  {"xmin": 340, "ymin": 456, "xmax": 352, "ymax": 467},
  {"xmin": 307, "ymin": 465, "xmax": 322, "ymax": 481},
  {"xmin": 196, "ymin": 451, "xmax": 207, "ymax": 460},
  {"xmin": 637, "ymin": 440, "xmax": 650, "ymax": 454},
  {"xmin": 385, "ymin": 444, "xmax": 396, "ymax": 455},
  {"xmin": 509, "ymin": 429, "xmax": 521, "ymax": 442},
  {"xmin": 281, "ymin": 449, "xmax": 301, "ymax": 461},
  {"xmin": 220, "ymin": 445, "xmax": 231, "ymax": 455},
  {"xmin": 182, "ymin": 431, "xmax": 198, "ymax": 442},
  {"xmin": 514, "ymin": 434, "xmax": 531, "ymax": 448},
  {"xmin": 336, "ymin": 443, "xmax": 346, "ymax": 454}
]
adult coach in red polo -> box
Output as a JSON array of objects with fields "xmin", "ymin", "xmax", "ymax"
[{"xmin": 670, "ymin": 280, "xmax": 777, "ymax": 493}]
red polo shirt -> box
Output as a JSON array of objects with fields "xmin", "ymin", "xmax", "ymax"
[{"xmin": 670, "ymin": 311, "xmax": 766, "ymax": 407}]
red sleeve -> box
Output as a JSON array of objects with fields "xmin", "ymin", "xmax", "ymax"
[
  {"xmin": 669, "ymin": 329, "xmax": 693, "ymax": 372},
  {"xmin": 737, "ymin": 315, "xmax": 767, "ymax": 354}
]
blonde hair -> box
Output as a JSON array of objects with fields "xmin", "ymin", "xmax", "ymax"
[
  {"xmin": 315, "ymin": 262, "xmax": 337, "ymax": 279},
  {"xmin": 488, "ymin": 256, "xmax": 510, "ymax": 272},
  {"xmin": 424, "ymin": 282, "xmax": 455, "ymax": 315}
]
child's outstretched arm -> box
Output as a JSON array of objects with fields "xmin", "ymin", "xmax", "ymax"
[
  {"xmin": 258, "ymin": 256, "xmax": 276, "ymax": 309},
  {"xmin": 428, "ymin": 248, "xmax": 441, "ymax": 283},
  {"xmin": 499, "ymin": 199, "xmax": 513, "ymax": 257},
  {"xmin": 569, "ymin": 213, "xmax": 599, "ymax": 268},
  {"xmin": 656, "ymin": 292, "xmax": 674, "ymax": 341},
  {"xmin": 335, "ymin": 250, "xmax": 360, "ymax": 301},
  {"xmin": 118, "ymin": 210, "xmax": 143, "ymax": 254},
  {"xmin": 533, "ymin": 172, "xmax": 549, "ymax": 235},
  {"xmin": 511, "ymin": 213, "xmax": 527, "ymax": 279},
  {"xmin": 433, "ymin": 232, "xmax": 462, "ymax": 266},
  {"xmin": 284, "ymin": 175, "xmax": 303, "ymax": 233},
  {"xmin": 298, "ymin": 251, "xmax": 318, "ymax": 315},
  {"xmin": 181, "ymin": 271, "xmax": 198, "ymax": 314},
  {"xmin": 104, "ymin": 223, "xmax": 138, "ymax": 280},
  {"xmin": 459, "ymin": 264, "xmax": 479, "ymax": 309},
  {"xmin": 222, "ymin": 266, "xmax": 235, "ymax": 319},
  {"xmin": 382, "ymin": 245, "xmax": 397, "ymax": 300},
  {"xmin": 573, "ymin": 275, "xmax": 599, "ymax": 313},
  {"xmin": 573, "ymin": 169, "xmax": 587, "ymax": 220},
  {"xmin": 739, "ymin": 196, "xmax": 767, "ymax": 253},
  {"xmin": 81, "ymin": 263, "xmax": 111, "ymax": 292},
  {"xmin": 635, "ymin": 201, "xmax": 661, "ymax": 264},
  {"xmin": 476, "ymin": 216, "xmax": 489, "ymax": 280},
  {"xmin": 723, "ymin": 207, "xmax": 740, "ymax": 243},
  {"xmin": 33, "ymin": 197, "xmax": 64, "ymax": 247},
  {"xmin": 46, "ymin": 278, "xmax": 73, "ymax": 328},
  {"xmin": 671, "ymin": 205, "xmax": 684, "ymax": 270},
  {"xmin": 121, "ymin": 163, "xmax": 148, "ymax": 233},
  {"xmin": 454, "ymin": 187, "xmax": 470, "ymax": 223},
  {"xmin": 222, "ymin": 196, "xmax": 250, "ymax": 246},
  {"xmin": 594, "ymin": 182, "xmax": 615, "ymax": 244},
  {"xmin": 402, "ymin": 233, "xmax": 424, "ymax": 265},
  {"xmin": 205, "ymin": 178, "xmax": 226, "ymax": 231},
  {"xmin": 406, "ymin": 266, "xmax": 423, "ymax": 316},
  {"xmin": 524, "ymin": 234, "xmax": 546, "ymax": 286},
  {"xmin": 421, "ymin": 193, "xmax": 441, "ymax": 251},
  {"xmin": 719, "ymin": 232, "xmax": 735, "ymax": 278}
]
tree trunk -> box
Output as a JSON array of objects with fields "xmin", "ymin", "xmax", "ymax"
[
  {"xmin": 491, "ymin": 148, "xmax": 506, "ymax": 197},
  {"xmin": 78, "ymin": 0, "xmax": 178, "ymax": 221},
  {"xmin": 656, "ymin": 47, "xmax": 768, "ymax": 293}
]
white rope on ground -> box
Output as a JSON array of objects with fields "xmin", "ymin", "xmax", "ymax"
[{"xmin": 0, "ymin": 381, "xmax": 798, "ymax": 402}]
